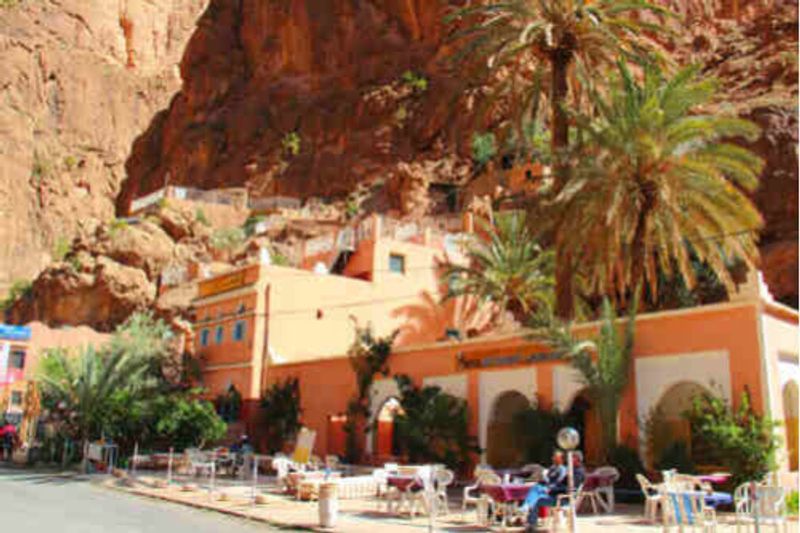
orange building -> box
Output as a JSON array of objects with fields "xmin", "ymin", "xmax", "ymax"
[
  {"xmin": 0, "ymin": 322, "xmax": 110, "ymax": 441},
  {"xmin": 192, "ymin": 218, "xmax": 798, "ymax": 486}
]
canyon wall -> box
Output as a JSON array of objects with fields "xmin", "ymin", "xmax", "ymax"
[{"xmin": 0, "ymin": 0, "xmax": 208, "ymax": 294}]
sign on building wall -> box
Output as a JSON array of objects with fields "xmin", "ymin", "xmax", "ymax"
[
  {"xmin": 198, "ymin": 270, "xmax": 250, "ymax": 298},
  {"xmin": 0, "ymin": 342, "xmax": 8, "ymax": 385},
  {"xmin": 0, "ymin": 325, "xmax": 31, "ymax": 342}
]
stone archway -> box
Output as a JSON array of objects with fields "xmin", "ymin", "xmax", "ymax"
[
  {"xmin": 486, "ymin": 390, "xmax": 530, "ymax": 468},
  {"xmin": 648, "ymin": 381, "xmax": 710, "ymax": 467},
  {"xmin": 374, "ymin": 397, "xmax": 403, "ymax": 460},
  {"xmin": 783, "ymin": 381, "xmax": 798, "ymax": 471}
]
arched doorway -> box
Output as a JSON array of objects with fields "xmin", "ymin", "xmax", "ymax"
[
  {"xmin": 648, "ymin": 382, "xmax": 710, "ymax": 467},
  {"xmin": 566, "ymin": 392, "xmax": 602, "ymax": 466},
  {"xmin": 487, "ymin": 391, "xmax": 530, "ymax": 468},
  {"xmin": 783, "ymin": 381, "xmax": 798, "ymax": 471},
  {"xmin": 374, "ymin": 398, "xmax": 403, "ymax": 460}
]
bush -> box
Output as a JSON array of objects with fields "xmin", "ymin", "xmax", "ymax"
[
  {"xmin": 210, "ymin": 227, "xmax": 245, "ymax": 251},
  {"xmin": 684, "ymin": 389, "xmax": 777, "ymax": 487},
  {"xmin": 471, "ymin": 132, "xmax": 497, "ymax": 165},
  {"xmin": 243, "ymin": 215, "xmax": 266, "ymax": 237},
  {"xmin": 260, "ymin": 378, "xmax": 302, "ymax": 453},
  {"xmin": 1, "ymin": 279, "xmax": 33, "ymax": 311},
  {"xmin": 108, "ymin": 218, "xmax": 129, "ymax": 238},
  {"xmin": 400, "ymin": 70, "xmax": 428, "ymax": 92},
  {"xmin": 392, "ymin": 374, "xmax": 479, "ymax": 470},
  {"xmin": 787, "ymin": 490, "xmax": 798, "ymax": 516},
  {"xmin": 608, "ymin": 444, "xmax": 646, "ymax": 489},
  {"xmin": 655, "ymin": 441, "xmax": 695, "ymax": 475},
  {"xmin": 52, "ymin": 237, "xmax": 71, "ymax": 262},
  {"xmin": 512, "ymin": 404, "xmax": 569, "ymax": 465},
  {"xmin": 195, "ymin": 209, "xmax": 210, "ymax": 227},
  {"xmin": 282, "ymin": 132, "xmax": 301, "ymax": 156}
]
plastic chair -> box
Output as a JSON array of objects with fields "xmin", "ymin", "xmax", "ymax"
[
  {"xmin": 734, "ymin": 483, "xmax": 787, "ymax": 533},
  {"xmin": 637, "ymin": 473, "xmax": 663, "ymax": 523},
  {"xmin": 461, "ymin": 465, "xmax": 496, "ymax": 516},
  {"xmin": 661, "ymin": 489, "xmax": 717, "ymax": 532},
  {"xmin": 590, "ymin": 466, "xmax": 620, "ymax": 512},
  {"xmin": 433, "ymin": 468, "xmax": 455, "ymax": 515}
]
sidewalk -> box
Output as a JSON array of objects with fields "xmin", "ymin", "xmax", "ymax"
[{"xmin": 107, "ymin": 475, "xmax": 800, "ymax": 532}]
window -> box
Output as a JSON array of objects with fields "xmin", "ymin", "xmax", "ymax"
[
  {"xmin": 214, "ymin": 325, "xmax": 224, "ymax": 344},
  {"xmin": 389, "ymin": 254, "xmax": 405, "ymax": 274},
  {"xmin": 238, "ymin": 303, "xmax": 246, "ymax": 314},
  {"xmin": 10, "ymin": 391, "xmax": 22, "ymax": 406},
  {"xmin": 233, "ymin": 321, "xmax": 246, "ymax": 342},
  {"xmin": 200, "ymin": 329, "xmax": 210, "ymax": 347},
  {"xmin": 9, "ymin": 349, "xmax": 25, "ymax": 369}
]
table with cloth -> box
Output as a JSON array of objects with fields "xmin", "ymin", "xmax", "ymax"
[
  {"xmin": 385, "ymin": 475, "xmax": 424, "ymax": 515},
  {"xmin": 480, "ymin": 483, "xmax": 542, "ymax": 528}
]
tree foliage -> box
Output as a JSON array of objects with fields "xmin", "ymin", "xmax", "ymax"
[
  {"xmin": 534, "ymin": 296, "xmax": 637, "ymax": 460},
  {"xmin": 555, "ymin": 63, "xmax": 763, "ymax": 301},
  {"xmin": 260, "ymin": 377, "xmax": 302, "ymax": 454},
  {"xmin": 392, "ymin": 375, "xmax": 479, "ymax": 469},
  {"xmin": 444, "ymin": 211, "xmax": 554, "ymax": 323},
  {"xmin": 684, "ymin": 389, "xmax": 778, "ymax": 487},
  {"xmin": 343, "ymin": 326, "xmax": 396, "ymax": 463}
]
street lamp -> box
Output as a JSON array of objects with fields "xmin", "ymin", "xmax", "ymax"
[{"xmin": 557, "ymin": 427, "xmax": 580, "ymax": 533}]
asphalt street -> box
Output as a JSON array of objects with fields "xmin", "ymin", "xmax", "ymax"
[{"xmin": 0, "ymin": 468, "xmax": 292, "ymax": 532}]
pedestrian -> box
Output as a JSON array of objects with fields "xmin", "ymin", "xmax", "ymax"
[{"xmin": 1, "ymin": 418, "xmax": 18, "ymax": 462}]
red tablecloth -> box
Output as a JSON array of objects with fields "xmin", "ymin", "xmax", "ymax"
[
  {"xmin": 696, "ymin": 473, "xmax": 731, "ymax": 485},
  {"xmin": 480, "ymin": 483, "xmax": 535, "ymax": 503},
  {"xmin": 387, "ymin": 475, "xmax": 421, "ymax": 492}
]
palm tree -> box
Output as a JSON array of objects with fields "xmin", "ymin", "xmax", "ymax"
[
  {"xmin": 554, "ymin": 62, "xmax": 763, "ymax": 300},
  {"xmin": 38, "ymin": 345, "xmax": 156, "ymax": 468},
  {"xmin": 535, "ymin": 296, "xmax": 637, "ymax": 461},
  {"xmin": 444, "ymin": 211, "xmax": 554, "ymax": 323},
  {"xmin": 447, "ymin": 0, "xmax": 671, "ymax": 318}
]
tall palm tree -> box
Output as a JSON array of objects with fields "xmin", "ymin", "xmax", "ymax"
[
  {"xmin": 555, "ymin": 62, "xmax": 763, "ymax": 300},
  {"xmin": 38, "ymin": 345, "xmax": 156, "ymax": 467},
  {"xmin": 447, "ymin": 0, "xmax": 671, "ymax": 318},
  {"xmin": 444, "ymin": 211, "xmax": 554, "ymax": 323},
  {"xmin": 535, "ymin": 296, "xmax": 637, "ymax": 461}
]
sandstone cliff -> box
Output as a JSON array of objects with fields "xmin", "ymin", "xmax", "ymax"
[
  {"xmin": 120, "ymin": 0, "xmax": 798, "ymax": 306},
  {"xmin": 0, "ymin": 0, "xmax": 207, "ymax": 294}
]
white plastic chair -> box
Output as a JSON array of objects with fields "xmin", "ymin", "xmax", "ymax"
[
  {"xmin": 433, "ymin": 468, "xmax": 455, "ymax": 515},
  {"xmin": 734, "ymin": 483, "xmax": 787, "ymax": 533},
  {"xmin": 462, "ymin": 465, "xmax": 495, "ymax": 516},
  {"xmin": 590, "ymin": 466, "xmax": 620, "ymax": 512},
  {"xmin": 636, "ymin": 473, "xmax": 663, "ymax": 523}
]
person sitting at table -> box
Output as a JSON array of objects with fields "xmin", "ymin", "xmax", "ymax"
[{"xmin": 520, "ymin": 451, "xmax": 567, "ymax": 531}]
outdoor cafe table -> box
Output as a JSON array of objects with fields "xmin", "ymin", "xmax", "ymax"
[
  {"xmin": 695, "ymin": 473, "xmax": 731, "ymax": 486},
  {"xmin": 386, "ymin": 475, "xmax": 423, "ymax": 515}
]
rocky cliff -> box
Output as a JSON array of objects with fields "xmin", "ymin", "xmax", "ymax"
[
  {"xmin": 120, "ymin": 0, "xmax": 798, "ymax": 306},
  {"xmin": 0, "ymin": 0, "xmax": 208, "ymax": 294}
]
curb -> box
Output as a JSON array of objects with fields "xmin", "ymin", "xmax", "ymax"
[{"xmin": 105, "ymin": 481, "xmax": 315, "ymax": 531}]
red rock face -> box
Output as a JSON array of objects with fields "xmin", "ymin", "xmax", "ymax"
[
  {"xmin": 120, "ymin": 0, "xmax": 798, "ymax": 305},
  {"xmin": 121, "ymin": 0, "xmax": 472, "ymax": 210}
]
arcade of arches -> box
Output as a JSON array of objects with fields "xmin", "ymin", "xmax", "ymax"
[{"xmin": 647, "ymin": 382, "xmax": 710, "ymax": 466}]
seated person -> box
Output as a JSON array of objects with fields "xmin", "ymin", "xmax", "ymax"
[{"xmin": 522, "ymin": 450, "xmax": 579, "ymax": 531}]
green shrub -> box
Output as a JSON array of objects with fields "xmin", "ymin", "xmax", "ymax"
[
  {"xmin": 282, "ymin": 131, "xmax": 301, "ymax": 156},
  {"xmin": 1, "ymin": 279, "xmax": 33, "ymax": 311},
  {"xmin": 655, "ymin": 441, "xmax": 695, "ymax": 475},
  {"xmin": 471, "ymin": 132, "xmax": 497, "ymax": 165},
  {"xmin": 52, "ymin": 237, "xmax": 71, "ymax": 262},
  {"xmin": 270, "ymin": 250, "xmax": 290, "ymax": 266},
  {"xmin": 608, "ymin": 444, "xmax": 646, "ymax": 489},
  {"xmin": 684, "ymin": 389, "xmax": 777, "ymax": 487},
  {"xmin": 260, "ymin": 378, "xmax": 302, "ymax": 453},
  {"xmin": 215, "ymin": 385, "xmax": 242, "ymax": 423},
  {"xmin": 210, "ymin": 227, "xmax": 245, "ymax": 251},
  {"xmin": 400, "ymin": 70, "xmax": 428, "ymax": 92},
  {"xmin": 787, "ymin": 490, "xmax": 798, "ymax": 516},
  {"xmin": 392, "ymin": 374, "xmax": 479, "ymax": 470},
  {"xmin": 512, "ymin": 404, "xmax": 569, "ymax": 465},
  {"xmin": 108, "ymin": 218, "xmax": 129, "ymax": 237},
  {"xmin": 195, "ymin": 208, "xmax": 210, "ymax": 227},
  {"xmin": 243, "ymin": 215, "xmax": 266, "ymax": 237}
]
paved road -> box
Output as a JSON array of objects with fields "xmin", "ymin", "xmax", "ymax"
[{"xmin": 0, "ymin": 468, "xmax": 290, "ymax": 532}]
